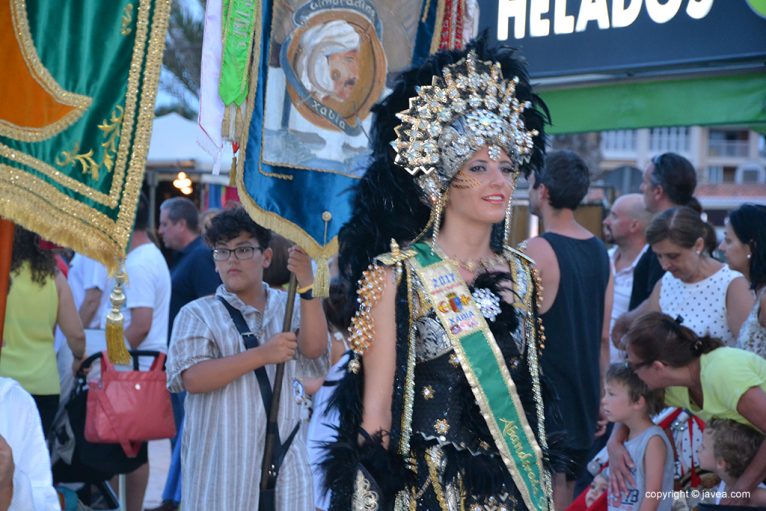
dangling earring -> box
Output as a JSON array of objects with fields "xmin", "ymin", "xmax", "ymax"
[
  {"xmin": 503, "ymin": 175, "xmax": 518, "ymax": 247},
  {"xmin": 431, "ymin": 191, "xmax": 448, "ymax": 252}
]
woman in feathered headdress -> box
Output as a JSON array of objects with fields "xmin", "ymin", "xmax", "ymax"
[{"xmin": 321, "ymin": 36, "xmax": 564, "ymax": 511}]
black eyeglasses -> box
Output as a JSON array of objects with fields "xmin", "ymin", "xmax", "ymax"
[
  {"xmin": 211, "ymin": 245, "xmax": 262, "ymax": 261},
  {"xmin": 624, "ymin": 358, "xmax": 651, "ymax": 372}
]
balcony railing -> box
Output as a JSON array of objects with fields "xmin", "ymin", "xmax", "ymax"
[
  {"xmin": 601, "ymin": 130, "xmax": 637, "ymax": 155},
  {"xmin": 649, "ymin": 128, "xmax": 690, "ymax": 154},
  {"xmin": 708, "ymin": 139, "xmax": 749, "ymax": 158}
]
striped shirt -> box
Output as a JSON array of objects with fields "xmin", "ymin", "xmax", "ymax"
[{"xmin": 167, "ymin": 284, "xmax": 327, "ymax": 510}]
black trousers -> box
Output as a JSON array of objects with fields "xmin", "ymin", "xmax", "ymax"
[{"xmin": 32, "ymin": 393, "xmax": 59, "ymax": 438}]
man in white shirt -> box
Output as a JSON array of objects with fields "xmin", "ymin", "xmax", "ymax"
[
  {"xmin": 56, "ymin": 254, "xmax": 111, "ymax": 400},
  {"xmin": 68, "ymin": 254, "xmax": 110, "ymax": 329},
  {"xmin": 602, "ymin": 193, "xmax": 651, "ymax": 362},
  {"xmin": 0, "ymin": 377, "xmax": 59, "ymax": 511},
  {"xmin": 102, "ymin": 194, "xmax": 171, "ymax": 511}
]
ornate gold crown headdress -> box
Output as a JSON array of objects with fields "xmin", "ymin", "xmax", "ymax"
[{"xmin": 392, "ymin": 50, "xmax": 539, "ymax": 204}]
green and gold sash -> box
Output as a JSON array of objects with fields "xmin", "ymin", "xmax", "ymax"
[{"xmin": 409, "ymin": 242, "xmax": 549, "ymax": 511}]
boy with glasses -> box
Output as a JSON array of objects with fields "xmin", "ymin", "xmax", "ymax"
[{"xmin": 166, "ymin": 207, "xmax": 328, "ymax": 510}]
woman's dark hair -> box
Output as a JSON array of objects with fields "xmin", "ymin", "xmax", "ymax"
[
  {"xmin": 204, "ymin": 206, "xmax": 272, "ymax": 249},
  {"xmin": 702, "ymin": 222, "xmax": 718, "ymax": 257},
  {"xmin": 624, "ymin": 312, "xmax": 723, "ymax": 368},
  {"xmin": 338, "ymin": 34, "xmax": 549, "ymax": 304},
  {"xmin": 263, "ymin": 234, "xmax": 292, "ymax": 288},
  {"xmin": 646, "ymin": 206, "xmax": 706, "ymax": 249},
  {"xmin": 323, "ymin": 276, "xmax": 354, "ymax": 331},
  {"xmin": 10, "ymin": 225, "xmax": 56, "ymax": 286},
  {"xmin": 729, "ymin": 203, "xmax": 766, "ymax": 290}
]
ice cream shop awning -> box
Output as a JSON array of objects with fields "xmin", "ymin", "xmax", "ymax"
[{"xmin": 477, "ymin": 0, "xmax": 766, "ymax": 134}]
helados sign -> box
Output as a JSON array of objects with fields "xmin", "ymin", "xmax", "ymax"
[
  {"xmin": 478, "ymin": 0, "xmax": 766, "ymax": 78},
  {"xmin": 496, "ymin": 0, "xmax": 713, "ymax": 39}
]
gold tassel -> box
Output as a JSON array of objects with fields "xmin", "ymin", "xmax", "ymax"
[
  {"xmin": 313, "ymin": 257, "xmax": 331, "ymax": 298},
  {"xmin": 105, "ymin": 268, "xmax": 131, "ymax": 365},
  {"xmin": 430, "ymin": 192, "xmax": 447, "ymax": 251},
  {"xmin": 221, "ymin": 106, "xmax": 232, "ymax": 140},
  {"xmin": 229, "ymin": 154, "xmax": 237, "ymax": 187}
]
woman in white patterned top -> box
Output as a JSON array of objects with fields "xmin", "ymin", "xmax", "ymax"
[
  {"xmin": 720, "ymin": 204, "xmax": 766, "ymax": 358},
  {"xmin": 615, "ymin": 206, "xmax": 753, "ymax": 345}
]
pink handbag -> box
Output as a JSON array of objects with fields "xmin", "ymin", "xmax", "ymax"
[{"xmin": 85, "ymin": 351, "xmax": 176, "ymax": 457}]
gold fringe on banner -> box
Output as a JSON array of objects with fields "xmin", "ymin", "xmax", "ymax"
[
  {"xmin": 229, "ymin": 154, "xmax": 237, "ymax": 187},
  {"xmin": 313, "ymin": 257, "xmax": 330, "ymax": 298},
  {"xmin": 221, "ymin": 104, "xmax": 234, "ymax": 140},
  {"xmin": 221, "ymin": 105, "xmax": 231, "ymax": 139},
  {"xmin": 105, "ymin": 267, "xmax": 131, "ymax": 365},
  {"xmin": 234, "ymin": 105, "xmax": 244, "ymax": 142},
  {"xmin": 221, "ymin": 104, "xmax": 247, "ymax": 143}
]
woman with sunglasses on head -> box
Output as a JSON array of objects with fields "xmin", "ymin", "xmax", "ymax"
[
  {"xmin": 321, "ymin": 38, "xmax": 564, "ymax": 510},
  {"xmin": 719, "ymin": 203, "xmax": 766, "ymax": 358},
  {"xmin": 611, "ymin": 312, "xmax": 766, "ymax": 507}
]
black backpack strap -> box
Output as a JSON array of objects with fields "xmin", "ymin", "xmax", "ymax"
[
  {"xmin": 274, "ymin": 422, "xmax": 300, "ymax": 473},
  {"xmin": 216, "ymin": 296, "xmax": 301, "ymax": 476},
  {"xmin": 216, "ymin": 297, "xmax": 276, "ymax": 419}
]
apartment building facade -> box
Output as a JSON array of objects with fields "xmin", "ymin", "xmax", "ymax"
[{"xmin": 598, "ymin": 127, "xmax": 766, "ymax": 225}]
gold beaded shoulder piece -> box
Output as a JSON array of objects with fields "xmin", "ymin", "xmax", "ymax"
[{"xmin": 347, "ymin": 239, "xmax": 414, "ymax": 373}]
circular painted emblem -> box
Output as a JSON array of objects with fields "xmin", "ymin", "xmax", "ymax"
[{"xmin": 284, "ymin": 10, "xmax": 387, "ymax": 133}]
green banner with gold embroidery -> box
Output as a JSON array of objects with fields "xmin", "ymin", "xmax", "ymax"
[{"xmin": 0, "ymin": 0, "xmax": 170, "ymax": 272}]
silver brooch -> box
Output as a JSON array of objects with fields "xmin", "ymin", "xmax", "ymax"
[{"xmin": 472, "ymin": 288, "xmax": 501, "ymax": 322}]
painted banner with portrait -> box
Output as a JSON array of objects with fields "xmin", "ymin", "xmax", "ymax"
[
  {"xmin": 0, "ymin": 0, "xmax": 170, "ymax": 272},
  {"xmin": 263, "ymin": 0, "xmax": 390, "ymax": 175},
  {"xmin": 238, "ymin": 0, "xmax": 475, "ymax": 288}
]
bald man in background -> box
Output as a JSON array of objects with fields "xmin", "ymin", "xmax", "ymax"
[{"xmin": 602, "ymin": 194, "xmax": 652, "ymax": 362}]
